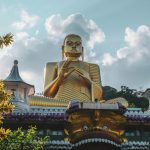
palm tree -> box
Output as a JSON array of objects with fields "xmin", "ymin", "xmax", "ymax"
[{"xmin": 0, "ymin": 33, "xmax": 13, "ymax": 48}]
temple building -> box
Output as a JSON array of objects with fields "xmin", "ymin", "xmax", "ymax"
[
  {"xmin": 3, "ymin": 34, "xmax": 150, "ymax": 150},
  {"xmin": 4, "ymin": 60, "xmax": 34, "ymax": 113}
]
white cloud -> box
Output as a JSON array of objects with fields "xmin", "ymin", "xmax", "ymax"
[
  {"xmin": 20, "ymin": 71, "xmax": 37, "ymax": 83},
  {"xmin": 102, "ymin": 53, "xmax": 117, "ymax": 66},
  {"xmin": 16, "ymin": 32, "xmax": 29, "ymax": 41},
  {"xmin": 12, "ymin": 10, "xmax": 39, "ymax": 30},
  {"xmin": 45, "ymin": 14, "xmax": 63, "ymax": 39},
  {"xmin": 101, "ymin": 25, "xmax": 150, "ymax": 90},
  {"xmin": 86, "ymin": 20, "xmax": 105, "ymax": 49},
  {"xmin": 102, "ymin": 25, "xmax": 150, "ymax": 65},
  {"xmin": 125, "ymin": 25, "xmax": 150, "ymax": 48},
  {"xmin": 45, "ymin": 14, "xmax": 105, "ymax": 49}
]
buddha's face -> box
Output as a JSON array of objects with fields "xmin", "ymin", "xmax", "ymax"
[{"xmin": 63, "ymin": 35, "xmax": 82, "ymax": 58}]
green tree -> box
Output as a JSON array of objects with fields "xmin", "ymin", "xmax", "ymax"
[
  {"xmin": 102, "ymin": 86, "xmax": 117, "ymax": 100},
  {"xmin": 103, "ymin": 85, "xmax": 149, "ymax": 109},
  {"xmin": 0, "ymin": 33, "xmax": 14, "ymax": 139},
  {"xmin": 0, "ymin": 33, "xmax": 13, "ymax": 48},
  {"xmin": 0, "ymin": 80, "xmax": 14, "ymax": 139},
  {"xmin": 118, "ymin": 86, "xmax": 149, "ymax": 109},
  {"xmin": 0, "ymin": 126, "xmax": 49, "ymax": 150}
]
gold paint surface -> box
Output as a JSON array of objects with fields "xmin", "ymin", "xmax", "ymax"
[
  {"xmin": 43, "ymin": 34, "xmax": 128, "ymax": 108},
  {"xmin": 44, "ymin": 34, "xmax": 103, "ymax": 102}
]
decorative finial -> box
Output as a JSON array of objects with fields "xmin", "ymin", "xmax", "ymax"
[{"xmin": 14, "ymin": 60, "xmax": 18, "ymax": 65}]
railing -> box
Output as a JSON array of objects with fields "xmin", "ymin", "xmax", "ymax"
[
  {"xmin": 0, "ymin": 141, "xmax": 71, "ymax": 150},
  {"xmin": 0, "ymin": 140, "xmax": 149, "ymax": 150},
  {"xmin": 121, "ymin": 141, "xmax": 150, "ymax": 150}
]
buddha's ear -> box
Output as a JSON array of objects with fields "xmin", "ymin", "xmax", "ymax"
[
  {"xmin": 82, "ymin": 47, "xmax": 84, "ymax": 61},
  {"xmin": 62, "ymin": 46, "xmax": 64, "ymax": 60}
]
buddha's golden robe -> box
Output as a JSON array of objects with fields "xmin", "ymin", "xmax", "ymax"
[{"xmin": 44, "ymin": 60, "xmax": 102, "ymax": 102}]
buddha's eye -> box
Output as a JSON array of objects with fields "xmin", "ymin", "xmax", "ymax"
[
  {"xmin": 75, "ymin": 41, "xmax": 81, "ymax": 46},
  {"xmin": 66, "ymin": 41, "xmax": 74, "ymax": 46}
]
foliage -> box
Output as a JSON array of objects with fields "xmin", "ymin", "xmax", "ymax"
[
  {"xmin": 0, "ymin": 33, "xmax": 13, "ymax": 49},
  {"xmin": 103, "ymin": 86, "xmax": 117, "ymax": 100},
  {"xmin": 0, "ymin": 81, "xmax": 48, "ymax": 149},
  {"xmin": 103, "ymin": 85, "xmax": 149, "ymax": 110},
  {"xmin": 118, "ymin": 86, "xmax": 149, "ymax": 109},
  {"xmin": 0, "ymin": 126, "xmax": 49, "ymax": 150},
  {"xmin": 0, "ymin": 32, "xmax": 14, "ymax": 140},
  {"xmin": 0, "ymin": 80, "xmax": 14, "ymax": 139},
  {"xmin": 0, "ymin": 80, "xmax": 14, "ymax": 119},
  {"xmin": 0, "ymin": 128, "xmax": 11, "ymax": 141},
  {"xmin": 0, "ymin": 32, "xmax": 14, "ymax": 126}
]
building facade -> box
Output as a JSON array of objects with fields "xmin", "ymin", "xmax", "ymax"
[
  {"xmin": 3, "ymin": 60, "xmax": 150, "ymax": 150},
  {"xmin": 3, "ymin": 32, "xmax": 150, "ymax": 150}
]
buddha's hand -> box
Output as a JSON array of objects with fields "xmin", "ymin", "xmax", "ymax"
[
  {"xmin": 58, "ymin": 60, "xmax": 75, "ymax": 79},
  {"xmin": 75, "ymin": 67, "xmax": 91, "ymax": 81}
]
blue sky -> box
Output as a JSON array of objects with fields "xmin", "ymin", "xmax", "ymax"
[{"xmin": 0, "ymin": 0, "xmax": 150, "ymax": 92}]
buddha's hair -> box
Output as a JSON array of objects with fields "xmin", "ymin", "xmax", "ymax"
[{"xmin": 63, "ymin": 34, "xmax": 81, "ymax": 44}]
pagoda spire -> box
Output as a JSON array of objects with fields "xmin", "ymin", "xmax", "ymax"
[{"xmin": 5, "ymin": 60, "xmax": 24, "ymax": 82}]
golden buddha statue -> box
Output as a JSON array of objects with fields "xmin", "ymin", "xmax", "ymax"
[
  {"xmin": 44, "ymin": 34, "xmax": 103, "ymax": 102},
  {"xmin": 43, "ymin": 34, "xmax": 128, "ymax": 108}
]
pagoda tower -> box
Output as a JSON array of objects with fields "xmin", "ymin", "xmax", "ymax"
[{"xmin": 4, "ymin": 60, "xmax": 35, "ymax": 112}]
